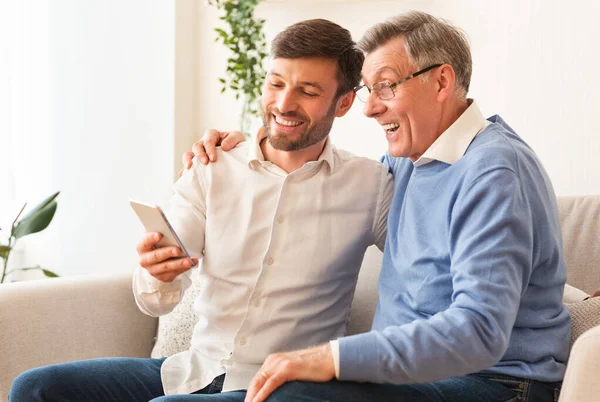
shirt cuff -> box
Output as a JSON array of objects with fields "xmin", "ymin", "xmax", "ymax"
[
  {"xmin": 140, "ymin": 266, "xmax": 183, "ymax": 292},
  {"xmin": 329, "ymin": 340, "xmax": 340, "ymax": 379}
]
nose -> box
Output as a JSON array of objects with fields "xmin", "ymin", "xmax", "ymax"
[
  {"xmin": 363, "ymin": 92, "xmax": 385, "ymax": 119},
  {"xmin": 276, "ymin": 89, "xmax": 298, "ymax": 114}
]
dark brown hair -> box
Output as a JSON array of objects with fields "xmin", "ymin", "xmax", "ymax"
[{"xmin": 271, "ymin": 19, "xmax": 364, "ymax": 97}]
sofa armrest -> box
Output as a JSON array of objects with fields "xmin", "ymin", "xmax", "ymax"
[
  {"xmin": 559, "ymin": 325, "xmax": 600, "ymax": 402},
  {"xmin": 0, "ymin": 273, "xmax": 157, "ymax": 401}
]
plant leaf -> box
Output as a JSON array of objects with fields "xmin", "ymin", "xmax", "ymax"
[
  {"xmin": 42, "ymin": 269, "xmax": 59, "ymax": 278},
  {"xmin": 0, "ymin": 244, "xmax": 10, "ymax": 259},
  {"xmin": 14, "ymin": 266, "xmax": 60, "ymax": 278},
  {"xmin": 17, "ymin": 192, "xmax": 60, "ymax": 224},
  {"xmin": 13, "ymin": 200, "xmax": 58, "ymax": 239}
]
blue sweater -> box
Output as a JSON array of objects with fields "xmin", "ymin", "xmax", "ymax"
[{"xmin": 338, "ymin": 115, "xmax": 571, "ymax": 384}]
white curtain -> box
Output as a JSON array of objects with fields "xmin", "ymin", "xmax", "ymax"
[{"xmin": 0, "ymin": 0, "xmax": 50, "ymax": 230}]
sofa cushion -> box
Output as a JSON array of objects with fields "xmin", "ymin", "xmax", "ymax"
[{"xmin": 557, "ymin": 195, "xmax": 600, "ymax": 294}]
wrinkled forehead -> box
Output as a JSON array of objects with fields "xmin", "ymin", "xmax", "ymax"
[{"xmin": 361, "ymin": 37, "xmax": 414, "ymax": 84}]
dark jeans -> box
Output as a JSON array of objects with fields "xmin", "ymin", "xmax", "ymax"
[
  {"xmin": 264, "ymin": 373, "xmax": 561, "ymax": 402},
  {"xmin": 8, "ymin": 357, "xmax": 243, "ymax": 402},
  {"xmin": 9, "ymin": 357, "xmax": 560, "ymax": 402}
]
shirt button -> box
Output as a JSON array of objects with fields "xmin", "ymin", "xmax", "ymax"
[
  {"xmin": 277, "ymin": 215, "xmax": 284, "ymax": 223},
  {"xmin": 239, "ymin": 337, "xmax": 247, "ymax": 346},
  {"xmin": 253, "ymin": 298, "xmax": 260, "ymax": 307},
  {"xmin": 266, "ymin": 257, "xmax": 274, "ymax": 266}
]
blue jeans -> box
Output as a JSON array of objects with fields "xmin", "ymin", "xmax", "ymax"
[
  {"xmin": 9, "ymin": 357, "xmax": 560, "ymax": 402},
  {"xmin": 8, "ymin": 357, "xmax": 244, "ymax": 402},
  {"xmin": 265, "ymin": 373, "xmax": 561, "ymax": 402}
]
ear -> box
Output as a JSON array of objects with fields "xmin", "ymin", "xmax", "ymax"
[
  {"xmin": 436, "ymin": 64, "xmax": 456, "ymax": 102},
  {"xmin": 334, "ymin": 91, "xmax": 356, "ymax": 117}
]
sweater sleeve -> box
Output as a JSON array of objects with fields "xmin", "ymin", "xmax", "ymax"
[{"xmin": 338, "ymin": 167, "xmax": 530, "ymax": 384}]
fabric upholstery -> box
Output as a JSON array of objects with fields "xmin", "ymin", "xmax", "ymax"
[
  {"xmin": 557, "ymin": 195, "xmax": 600, "ymax": 294},
  {"xmin": 0, "ymin": 272, "xmax": 157, "ymax": 402}
]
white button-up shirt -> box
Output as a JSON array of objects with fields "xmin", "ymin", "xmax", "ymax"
[{"xmin": 133, "ymin": 136, "xmax": 393, "ymax": 394}]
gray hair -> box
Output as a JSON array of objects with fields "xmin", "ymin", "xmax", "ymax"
[{"xmin": 358, "ymin": 11, "xmax": 472, "ymax": 98}]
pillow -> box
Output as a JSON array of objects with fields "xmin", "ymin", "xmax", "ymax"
[
  {"xmin": 566, "ymin": 297, "xmax": 600, "ymax": 349},
  {"xmin": 151, "ymin": 268, "xmax": 202, "ymax": 358}
]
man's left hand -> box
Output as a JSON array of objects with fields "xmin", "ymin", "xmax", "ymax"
[{"xmin": 244, "ymin": 343, "xmax": 336, "ymax": 402}]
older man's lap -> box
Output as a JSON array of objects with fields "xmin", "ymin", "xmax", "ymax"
[{"xmin": 265, "ymin": 374, "xmax": 561, "ymax": 402}]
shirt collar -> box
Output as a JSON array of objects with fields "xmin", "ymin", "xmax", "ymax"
[
  {"xmin": 414, "ymin": 99, "xmax": 489, "ymax": 167},
  {"xmin": 247, "ymin": 129, "xmax": 335, "ymax": 171}
]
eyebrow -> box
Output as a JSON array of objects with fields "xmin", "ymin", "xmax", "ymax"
[
  {"xmin": 269, "ymin": 72, "xmax": 325, "ymax": 92},
  {"xmin": 361, "ymin": 66, "xmax": 401, "ymax": 84}
]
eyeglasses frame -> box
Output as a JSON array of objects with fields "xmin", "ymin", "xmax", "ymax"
[{"xmin": 354, "ymin": 63, "xmax": 444, "ymax": 102}]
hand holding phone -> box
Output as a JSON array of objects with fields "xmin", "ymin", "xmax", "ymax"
[{"xmin": 130, "ymin": 200, "xmax": 196, "ymax": 281}]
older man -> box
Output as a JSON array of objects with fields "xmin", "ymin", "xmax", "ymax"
[{"xmin": 193, "ymin": 11, "xmax": 570, "ymax": 402}]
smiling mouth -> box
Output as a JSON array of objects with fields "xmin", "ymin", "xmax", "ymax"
[
  {"xmin": 273, "ymin": 114, "xmax": 304, "ymax": 128},
  {"xmin": 382, "ymin": 123, "xmax": 399, "ymax": 133}
]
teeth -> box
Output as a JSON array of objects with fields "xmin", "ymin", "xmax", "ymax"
[
  {"xmin": 382, "ymin": 123, "xmax": 399, "ymax": 131},
  {"xmin": 275, "ymin": 116, "xmax": 302, "ymax": 127}
]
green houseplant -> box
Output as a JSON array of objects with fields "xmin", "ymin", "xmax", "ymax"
[
  {"xmin": 211, "ymin": 0, "xmax": 268, "ymax": 136},
  {"xmin": 0, "ymin": 191, "xmax": 60, "ymax": 283}
]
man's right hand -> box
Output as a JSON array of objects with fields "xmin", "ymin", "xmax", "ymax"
[
  {"xmin": 179, "ymin": 129, "xmax": 247, "ymax": 177},
  {"xmin": 136, "ymin": 232, "xmax": 198, "ymax": 283}
]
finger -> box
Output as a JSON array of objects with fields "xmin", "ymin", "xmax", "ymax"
[
  {"xmin": 252, "ymin": 372, "xmax": 287, "ymax": 402},
  {"xmin": 139, "ymin": 246, "xmax": 182, "ymax": 267},
  {"xmin": 192, "ymin": 140, "xmax": 209, "ymax": 165},
  {"xmin": 146, "ymin": 256, "xmax": 194, "ymax": 282},
  {"xmin": 181, "ymin": 151, "xmax": 195, "ymax": 169},
  {"xmin": 201, "ymin": 129, "xmax": 223, "ymax": 162},
  {"xmin": 178, "ymin": 167, "xmax": 184, "ymax": 178},
  {"xmin": 245, "ymin": 372, "xmax": 267, "ymax": 402},
  {"xmin": 221, "ymin": 130, "xmax": 246, "ymax": 151},
  {"xmin": 136, "ymin": 232, "xmax": 162, "ymax": 254}
]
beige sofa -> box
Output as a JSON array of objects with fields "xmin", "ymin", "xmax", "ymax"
[{"xmin": 1, "ymin": 195, "xmax": 599, "ymax": 402}]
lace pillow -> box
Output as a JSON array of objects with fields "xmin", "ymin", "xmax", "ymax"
[{"xmin": 151, "ymin": 268, "xmax": 202, "ymax": 358}]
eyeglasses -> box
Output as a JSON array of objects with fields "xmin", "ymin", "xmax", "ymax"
[{"xmin": 354, "ymin": 64, "xmax": 443, "ymax": 103}]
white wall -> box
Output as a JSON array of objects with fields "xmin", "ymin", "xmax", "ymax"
[
  {"xmin": 4, "ymin": 0, "xmax": 598, "ymax": 279},
  {"xmin": 196, "ymin": 0, "xmax": 600, "ymax": 196},
  {"xmin": 8, "ymin": 0, "xmax": 177, "ymax": 278}
]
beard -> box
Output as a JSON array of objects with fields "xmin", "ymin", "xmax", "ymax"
[{"xmin": 260, "ymin": 100, "xmax": 337, "ymax": 152}]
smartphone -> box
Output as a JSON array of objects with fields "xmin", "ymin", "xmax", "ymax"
[{"xmin": 129, "ymin": 200, "xmax": 193, "ymax": 265}]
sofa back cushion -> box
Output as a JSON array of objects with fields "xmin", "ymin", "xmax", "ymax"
[{"xmin": 557, "ymin": 195, "xmax": 600, "ymax": 294}]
